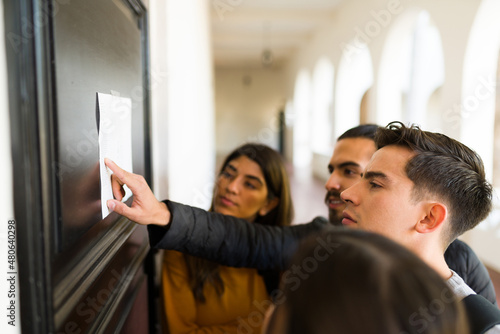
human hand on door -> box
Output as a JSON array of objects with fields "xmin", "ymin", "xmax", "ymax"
[{"xmin": 105, "ymin": 158, "xmax": 171, "ymax": 226}]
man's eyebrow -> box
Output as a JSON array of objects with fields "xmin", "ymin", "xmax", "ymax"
[
  {"xmin": 339, "ymin": 161, "xmax": 361, "ymax": 169},
  {"xmin": 330, "ymin": 161, "xmax": 361, "ymax": 170},
  {"xmin": 363, "ymin": 171, "xmax": 389, "ymax": 181},
  {"xmin": 226, "ymin": 164, "xmax": 237, "ymax": 172}
]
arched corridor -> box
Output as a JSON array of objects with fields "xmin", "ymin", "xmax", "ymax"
[{"xmin": 2, "ymin": 0, "xmax": 500, "ymax": 332}]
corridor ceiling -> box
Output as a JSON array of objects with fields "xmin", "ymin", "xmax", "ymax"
[{"xmin": 211, "ymin": 0, "xmax": 344, "ymax": 69}]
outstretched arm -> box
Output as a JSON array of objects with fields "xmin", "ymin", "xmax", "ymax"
[
  {"xmin": 148, "ymin": 201, "xmax": 328, "ymax": 271},
  {"xmin": 105, "ymin": 159, "xmax": 328, "ymax": 271}
]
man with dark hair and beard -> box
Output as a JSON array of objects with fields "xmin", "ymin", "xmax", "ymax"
[{"xmin": 324, "ymin": 124, "xmax": 379, "ymax": 225}]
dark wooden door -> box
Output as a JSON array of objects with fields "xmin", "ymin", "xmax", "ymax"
[{"xmin": 4, "ymin": 0, "xmax": 155, "ymax": 333}]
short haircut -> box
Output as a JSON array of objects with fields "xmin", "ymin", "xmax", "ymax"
[
  {"xmin": 375, "ymin": 121, "xmax": 492, "ymax": 243},
  {"xmin": 337, "ymin": 124, "xmax": 381, "ymax": 141}
]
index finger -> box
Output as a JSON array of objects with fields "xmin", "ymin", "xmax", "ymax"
[
  {"xmin": 105, "ymin": 158, "xmax": 131, "ymax": 185},
  {"xmin": 105, "ymin": 158, "xmax": 144, "ymax": 195}
]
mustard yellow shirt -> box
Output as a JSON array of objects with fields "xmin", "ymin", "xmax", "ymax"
[{"xmin": 161, "ymin": 250, "xmax": 271, "ymax": 334}]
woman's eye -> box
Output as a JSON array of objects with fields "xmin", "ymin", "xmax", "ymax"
[{"xmin": 245, "ymin": 182, "xmax": 257, "ymax": 189}]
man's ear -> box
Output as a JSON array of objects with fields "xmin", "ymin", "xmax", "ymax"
[
  {"xmin": 415, "ymin": 203, "xmax": 447, "ymax": 234},
  {"xmin": 259, "ymin": 197, "xmax": 280, "ymax": 216}
]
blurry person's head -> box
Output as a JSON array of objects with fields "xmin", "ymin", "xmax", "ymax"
[
  {"xmin": 325, "ymin": 124, "xmax": 380, "ymax": 225},
  {"xmin": 341, "ymin": 122, "xmax": 492, "ymax": 251},
  {"xmin": 213, "ymin": 143, "xmax": 294, "ymax": 226},
  {"xmin": 265, "ymin": 229, "xmax": 469, "ymax": 334}
]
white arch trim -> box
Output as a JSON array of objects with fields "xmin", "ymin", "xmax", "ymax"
[
  {"xmin": 460, "ymin": 0, "xmax": 500, "ymax": 182},
  {"xmin": 335, "ymin": 41, "xmax": 373, "ymax": 138},
  {"xmin": 292, "ymin": 69, "xmax": 312, "ymax": 167},
  {"xmin": 311, "ymin": 57, "xmax": 334, "ymax": 154}
]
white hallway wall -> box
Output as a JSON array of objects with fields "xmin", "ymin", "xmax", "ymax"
[
  {"xmin": 214, "ymin": 68, "xmax": 286, "ymax": 167},
  {"xmin": 284, "ymin": 0, "xmax": 481, "ymax": 137},
  {"xmin": 150, "ymin": 0, "xmax": 216, "ymax": 210}
]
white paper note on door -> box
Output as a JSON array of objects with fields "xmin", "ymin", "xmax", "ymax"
[{"xmin": 97, "ymin": 92, "xmax": 133, "ymax": 219}]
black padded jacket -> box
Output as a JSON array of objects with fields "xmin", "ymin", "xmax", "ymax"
[{"xmin": 148, "ymin": 201, "xmax": 498, "ymax": 306}]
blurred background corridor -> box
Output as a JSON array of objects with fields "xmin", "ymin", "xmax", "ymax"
[{"xmin": 2, "ymin": 0, "xmax": 500, "ymax": 332}]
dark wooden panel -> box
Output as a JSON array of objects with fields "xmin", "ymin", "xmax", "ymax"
[
  {"xmin": 5, "ymin": 1, "xmax": 154, "ymax": 333},
  {"xmin": 52, "ymin": 0, "xmax": 146, "ymax": 252},
  {"xmin": 55, "ymin": 225, "xmax": 149, "ymax": 333},
  {"xmin": 118, "ymin": 272, "xmax": 150, "ymax": 334}
]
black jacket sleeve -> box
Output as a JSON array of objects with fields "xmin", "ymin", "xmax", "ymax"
[
  {"xmin": 147, "ymin": 200, "xmax": 328, "ymax": 271},
  {"xmin": 445, "ymin": 239, "xmax": 498, "ymax": 306}
]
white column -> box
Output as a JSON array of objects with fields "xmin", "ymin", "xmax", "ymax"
[{"xmin": 150, "ymin": 0, "xmax": 216, "ymax": 208}]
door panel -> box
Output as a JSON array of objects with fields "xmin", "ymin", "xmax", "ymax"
[{"xmin": 5, "ymin": 0, "xmax": 154, "ymax": 333}]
